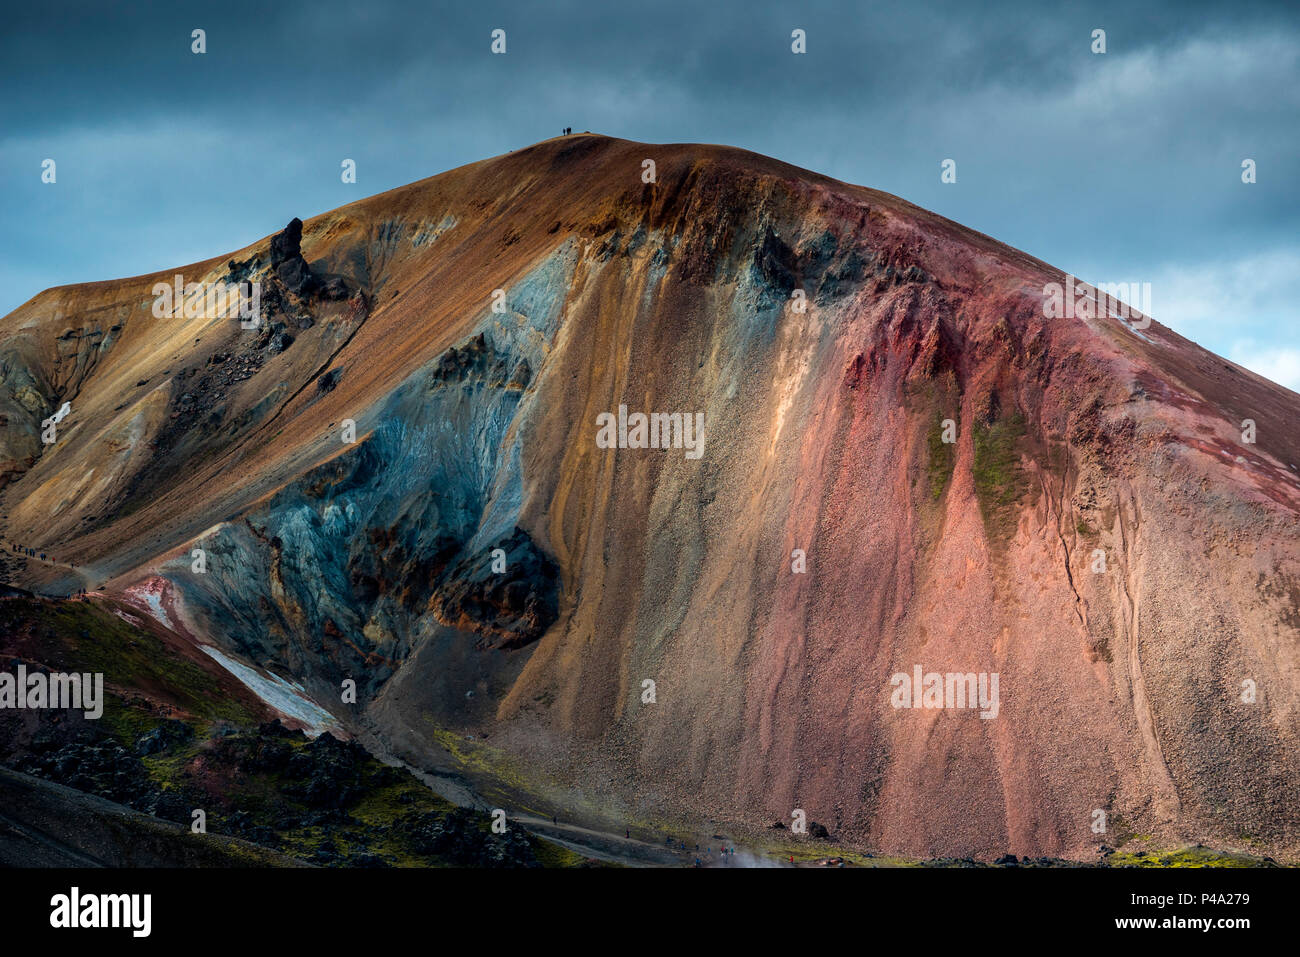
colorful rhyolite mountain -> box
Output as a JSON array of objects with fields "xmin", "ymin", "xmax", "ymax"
[{"xmin": 2, "ymin": 135, "xmax": 1297, "ymax": 861}]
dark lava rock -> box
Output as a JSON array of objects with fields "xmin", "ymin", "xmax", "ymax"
[
  {"xmin": 224, "ymin": 255, "xmax": 261, "ymax": 284},
  {"xmin": 134, "ymin": 719, "xmax": 194, "ymax": 756},
  {"xmin": 282, "ymin": 732, "xmax": 369, "ymax": 809},
  {"xmin": 429, "ymin": 331, "xmax": 530, "ymax": 391},
  {"xmin": 269, "ymin": 218, "xmax": 317, "ymax": 296},
  {"xmin": 322, "ymin": 277, "xmax": 350, "ymax": 300},
  {"xmin": 808, "ymin": 821, "xmax": 832, "ymax": 841},
  {"xmin": 17, "ymin": 736, "xmax": 157, "ymax": 810},
  {"xmin": 277, "ymin": 257, "xmax": 315, "ymax": 296},
  {"xmin": 315, "ymin": 367, "xmax": 342, "ymax": 394},
  {"xmin": 240, "ymin": 737, "xmax": 292, "ymax": 773},
  {"xmin": 270, "ymin": 218, "xmax": 303, "ymax": 268},
  {"xmin": 755, "ymin": 224, "xmax": 799, "ymax": 292},
  {"xmin": 994, "ymin": 854, "xmax": 1020, "ymax": 866},
  {"xmin": 431, "ymin": 527, "xmax": 561, "ymax": 650},
  {"xmin": 406, "ymin": 807, "xmax": 539, "ymax": 868},
  {"xmin": 258, "ymin": 719, "xmax": 299, "ymax": 739},
  {"xmin": 225, "ymin": 809, "xmax": 278, "ymax": 847}
]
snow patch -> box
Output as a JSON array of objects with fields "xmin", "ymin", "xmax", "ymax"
[
  {"xmin": 199, "ymin": 646, "xmax": 338, "ymax": 737},
  {"xmin": 141, "ymin": 590, "xmax": 173, "ymax": 630}
]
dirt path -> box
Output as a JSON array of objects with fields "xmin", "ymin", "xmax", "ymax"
[
  {"xmin": 353, "ymin": 727, "xmax": 745, "ymax": 867},
  {"xmin": 1, "ymin": 540, "xmax": 94, "ymax": 587},
  {"xmin": 1, "ymin": 541, "xmax": 96, "ymax": 594},
  {"xmin": 511, "ymin": 813, "xmax": 703, "ymax": 867}
]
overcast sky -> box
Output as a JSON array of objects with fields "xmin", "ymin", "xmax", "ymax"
[{"xmin": 2, "ymin": 0, "xmax": 1297, "ymax": 388}]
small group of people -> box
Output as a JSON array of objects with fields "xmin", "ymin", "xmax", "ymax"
[
  {"xmin": 692, "ymin": 847, "xmax": 739, "ymax": 868},
  {"xmin": 10, "ymin": 542, "xmax": 47, "ymax": 561},
  {"xmin": 664, "ymin": 835, "xmax": 739, "ymax": 866},
  {"xmin": 561, "ymin": 127, "xmax": 573, "ymax": 135}
]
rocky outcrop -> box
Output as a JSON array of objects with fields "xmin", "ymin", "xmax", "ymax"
[
  {"xmin": 269, "ymin": 217, "xmax": 317, "ymax": 296},
  {"xmin": 431, "ymin": 527, "xmax": 559, "ymax": 650}
]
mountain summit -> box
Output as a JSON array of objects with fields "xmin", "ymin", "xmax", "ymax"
[{"xmin": 2, "ymin": 134, "xmax": 1297, "ymax": 860}]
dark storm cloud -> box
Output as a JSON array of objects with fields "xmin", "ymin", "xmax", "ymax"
[{"xmin": 2, "ymin": 0, "xmax": 1298, "ymax": 384}]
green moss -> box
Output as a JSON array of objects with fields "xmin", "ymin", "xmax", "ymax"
[
  {"xmin": 1105, "ymin": 846, "xmax": 1276, "ymax": 868},
  {"xmin": 425, "ymin": 722, "xmax": 546, "ymax": 815},
  {"xmin": 530, "ymin": 835, "xmax": 601, "ymax": 868},
  {"xmin": 15, "ymin": 599, "xmax": 254, "ymax": 727},
  {"xmin": 972, "ymin": 411, "xmax": 1029, "ymax": 542},
  {"xmin": 926, "ymin": 414, "xmax": 956, "ymax": 501},
  {"xmin": 98, "ymin": 697, "xmax": 163, "ymax": 747},
  {"xmin": 140, "ymin": 748, "xmax": 199, "ymax": 790},
  {"xmin": 351, "ymin": 776, "xmax": 454, "ymax": 828},
  {"xmin": 906, "ymin": 371, "xmax": 959, "ymax": 508}
]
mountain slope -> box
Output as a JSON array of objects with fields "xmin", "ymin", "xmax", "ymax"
[{"xmin": 2, "ymin": 134, "xmax": 1298, "ymax": 861}]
